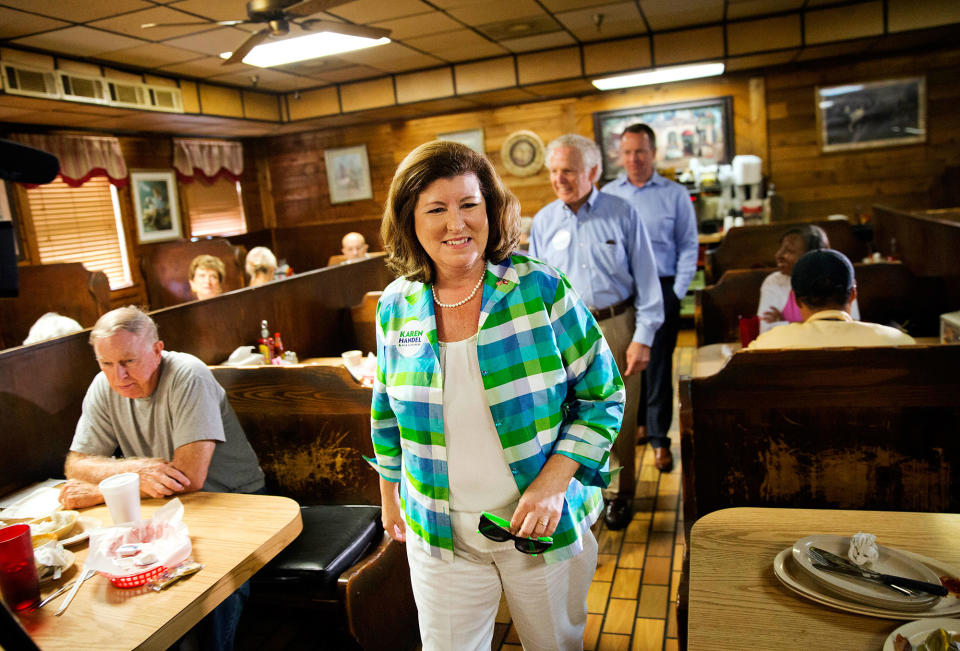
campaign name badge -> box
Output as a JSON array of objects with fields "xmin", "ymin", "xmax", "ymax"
[
  {"xmin": 551, "ymin": 229, "xmax": 571, "ymax": 250},
  {"xmin": 396, "ymin": 320, "xmax": 426, "ymax": 357}
]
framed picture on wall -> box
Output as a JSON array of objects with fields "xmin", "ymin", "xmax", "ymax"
[
  {"xmin": 592, "ymin": 97, "xmax": 734, "ymax": 182},
  {"xmin": 437, "ymin": 128, "xmax": 485, "ymax": 154},
  {"xmin": 325, "ymin": 144, "xmax": 373, "ymax": 204},
  {"xmin": 816, "ymin": 77, "xmax": 926, "ymax": 152},
  {"xmin": 130, "ymin": 170, "xmax": 182, "ymax": 243}
]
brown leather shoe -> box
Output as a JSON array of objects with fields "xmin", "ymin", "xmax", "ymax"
[{"xmin": 654, "ymin": 447, "xmax": 674, "ymax": 473}]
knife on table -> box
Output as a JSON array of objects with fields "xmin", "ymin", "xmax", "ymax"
[
  {"xmin": 808, "ymin": 546, "xmax": 948, "ymax": 597},
  {"xmin": 55, "ymin": 567, "xmax": 95, "ymax": 616}
]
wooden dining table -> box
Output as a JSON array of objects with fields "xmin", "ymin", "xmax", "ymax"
[
  {"xmin": 16, "ymin": 491, "xmax": 302, "ymax": 650},
  {"xmin": 687, "ymin": 507, "xmax": 960, "ymax": 649}
]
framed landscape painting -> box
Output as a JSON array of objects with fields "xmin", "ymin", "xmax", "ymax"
[
  {"xmin": 593, "ymin": 97, "xmax": 733, "ymax": 182},
  {"xmin": 816, "ymin": 77, "xmax": 926, "ymax": 152},
  {"xmin": 325, "ymin": 145, "xmax": 373, "ymax": 204},
  {"xmin": 130, "ymin": 170, "xmax": 181, "ymax": 243}
]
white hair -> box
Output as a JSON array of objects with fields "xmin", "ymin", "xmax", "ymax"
[
  {"xmin": 245, "ymin": 246, "xmax": 277, "ymax": 277},
  {"xmin": 89, "ymin": 306, "xmax": 158, "ymax": 345},
  {"xmin": 546, "ymin": 134, "xmax": 602, "ymax": 175},
  {"xmin": 23, "ymin": 312, "xmax": 83, "ymax": 345}
]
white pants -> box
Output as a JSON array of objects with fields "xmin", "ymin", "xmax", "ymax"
[{"xmin": 406, "ymin": 513, "xmax": 598, "ymax": 651}]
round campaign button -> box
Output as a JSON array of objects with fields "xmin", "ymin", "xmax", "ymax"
[
  {"xmin": 551, "ymin": 229, "xmax": 571, "ymax": 250},
  {"xmin": 396, "ymin": 319, "xmax": 426, "ymax": 357}
]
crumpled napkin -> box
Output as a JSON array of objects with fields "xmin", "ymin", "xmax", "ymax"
[
  {"xmin": 848, "ymin": 532, "xmax": 879, "ymax": 566},
  {"xmin": 34, "ymin": 540, "xmax": 71, "ymax": 581},
  {"xmin": 85, "ymin": 498, "xmax": 191, "ymax": 577}
]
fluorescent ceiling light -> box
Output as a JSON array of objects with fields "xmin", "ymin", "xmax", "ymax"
[
  {"xmin": 221, "ymin": 32, "xmax": 390, "ymax": 68},
  {"xmin": 592, "ymin": 63, "xmax": 725, "ymax": 90}
]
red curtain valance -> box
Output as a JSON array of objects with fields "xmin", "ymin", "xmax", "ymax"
[
  {"xmin": 173, "ymin": 139, "xmax": 243, "ymax": 184},
  {"xmin": 13, "ymin": 133, "xmax": 128, "ymax": 187}
]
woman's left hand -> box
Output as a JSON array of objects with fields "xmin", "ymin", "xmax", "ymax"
[{"xmin": 510, "ymin": 455, "xmax": 580, "ymax": 539}]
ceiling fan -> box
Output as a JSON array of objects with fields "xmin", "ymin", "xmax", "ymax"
[{"xmin": 142, "ymin": 0, "xmax": 391, "ymax": 65}]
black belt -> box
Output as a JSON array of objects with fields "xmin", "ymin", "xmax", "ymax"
[{"xmin": 590, "ymin": 296, "xmax": 633, "ymax": 321}]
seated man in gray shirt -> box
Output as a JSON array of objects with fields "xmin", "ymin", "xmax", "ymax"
[
  {"xmin": 59, "ymin": 305, "xmax": 264, "ymax": 651},
  {"xmin": 60, "ymin": 306, "xmax": 264, "ymax": 507}
]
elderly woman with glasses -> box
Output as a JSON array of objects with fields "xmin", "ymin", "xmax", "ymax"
[{"xmin": 367, "ymin": 140, "xmax": 623, "ymax": 651}]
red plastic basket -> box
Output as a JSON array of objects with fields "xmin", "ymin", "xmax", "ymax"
[{"xmin": 104, "ymin": 565, "xmax": 166, "ymax": 588}]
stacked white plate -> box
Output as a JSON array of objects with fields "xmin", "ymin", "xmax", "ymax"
[
  {"xmin": 792, "ymin": 535, "xmax": 941, "ymax": 611},
  {"xmin": 773, "ymin": 534, "xmax": 960, "ymax": 619}
]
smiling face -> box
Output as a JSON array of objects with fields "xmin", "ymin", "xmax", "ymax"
[
  {"xmin": 93, "ymin": 330, "xmax": 164, "ymax": 399},
  {"xmin": 776, "ymin": 234, "xmax": 807, "ymax": 276},
  {"xmin": 189, "ymin": 266, "xmax": 222, "ymax": 300},
  {"xmin": 548, "ymin": 146, "xmax": 597, "ymax": 212},
  {"xmin": 619, "ymin": 131, "xmax": 657, "ymax": 187},
  {"xmin": 413, "ymin": 173, "xmax": 489, "ymax": 283}
]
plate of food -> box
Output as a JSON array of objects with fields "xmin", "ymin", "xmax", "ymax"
[
  {"xmin": 29, "ymin": 510, "xmax": 79, "ymax": 540},
  {"xmin": 884, "ymin": 618, "xmax": 960, "ymax": 650}
]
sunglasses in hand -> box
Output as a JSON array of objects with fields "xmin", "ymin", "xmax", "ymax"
[{"xmin": 478, "ymin": 511, "xmax": 553, "ymax": 555}]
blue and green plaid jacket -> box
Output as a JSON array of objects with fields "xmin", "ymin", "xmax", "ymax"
[{"xmin": 368, "ymin": 254, "xmax": 624, "ymax": 563}]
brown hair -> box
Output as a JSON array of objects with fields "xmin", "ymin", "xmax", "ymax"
[
  {"xmin": 622, "ymin": 123, "xmax": 657, "ymax": 150},
  {"xmin": 189, "ymin": 254, "xmax": 225, "ymax": 283},
  {"xmin": 780, "ymin": 224, "xmax": 830, "ymax": 253},
  {"xmin": 381, "ymin": 140, "xmax": 521, "ymax": 283}
]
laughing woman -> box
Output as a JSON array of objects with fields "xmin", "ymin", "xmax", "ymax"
[{"xmin": 368, "ymin": 140, "xmax": 624, "ymax": 651}]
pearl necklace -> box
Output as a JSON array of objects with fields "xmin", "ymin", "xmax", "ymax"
[{"xmin": 432, "ymin": 272, "xmax": 484, "ymax": 308}]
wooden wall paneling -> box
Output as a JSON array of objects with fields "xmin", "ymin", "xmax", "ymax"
[
  {"xmin": 0, "ymin": 331, "xmax": 99, "ymax": 498},
  {"xmin": 258, "ymin": 74, "xmax": 763, "ymax": 225},
  {"xmin": 765, "ymin": 48, "xmax": 960, "ymax": 220},
  {"xmin": 272, "ymin": 218, "xmax": 384, "ymax": 273},
  {"xmin": 151, "ymin": 254, "xmax": 395, "ymax": 364},
  {"xmin": 0, "ymin": 255, "xmax": 393, "ymax": 501}
]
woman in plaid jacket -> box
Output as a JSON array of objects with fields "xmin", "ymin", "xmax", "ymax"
[{"xmin": 369, "ymin": 140, "xmax": 624, "ymax": 651}]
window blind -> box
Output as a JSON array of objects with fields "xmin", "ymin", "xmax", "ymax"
[
  {"xmin": 184, "ymin": 178, "xmax": 246, "ymax": 237},
  {"xmin": 25, "ymin": 175, "xmax": 132, "ymax": 289}
]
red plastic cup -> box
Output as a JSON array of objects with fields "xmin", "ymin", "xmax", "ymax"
[
  {"xmin": 0, "ymin": 524, "xmax": 41, "ymax": 612},
  {"xmin": 738, "ymin": 315, "xmax": 760, "ymax": 348}
]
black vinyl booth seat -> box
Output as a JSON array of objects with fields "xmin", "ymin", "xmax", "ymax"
[{"xmin": 253, "ymin": 505, "xmax": 383, "ymax": 597}]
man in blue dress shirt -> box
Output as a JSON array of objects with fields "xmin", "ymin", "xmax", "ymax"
[
  {"xmin": 602, "ymin": 124, "xmax": 699, "ymax": 474},
  {"xmin": 530, "ymin": 133, "xmax": 663, "ymax": 530}
]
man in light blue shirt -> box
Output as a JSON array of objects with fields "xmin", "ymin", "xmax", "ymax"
[
  {"xmin": 530, "ymin": 133, "xmax": 663, "ymax": 530},
  {"xmin": 602, "ymin": 124, "xmax": 699, "ymax": 474}
]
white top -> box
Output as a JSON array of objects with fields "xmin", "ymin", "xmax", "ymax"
[
  {"xmin": 757, "ymin": 271, "xmax": 860, "ymax": 334},
  {"xmin": 439, "ymin": 334, "xmax": 521, "ymax": 513},
  {"xmin": 440, "ymin": 334, "xmax": 521, "ymax": 551}
]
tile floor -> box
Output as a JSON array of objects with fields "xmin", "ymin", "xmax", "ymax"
[
  {"xmin": 239, "ymin": 333, "xmax": 697, "ymax": 651},
  {"xmin": 491, "ymin": 335, "xmax": 695, "ymax": 651}
]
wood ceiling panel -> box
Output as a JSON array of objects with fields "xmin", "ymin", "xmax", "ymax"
[
  {"xmin": 97, "ymin": 43, "xmax": 205, "ymax": 68},
  {"xmin": 161, "ymin": 26, "xmax": 256, "ymax": 57},
  {"xmin": 0, "ymin": 7, "xmax": 68, "ymax": 40},
  {"xmin": 555, "ymin": 3, "xmax": 646, "ymax": 42},
  {"xmin": 726, "ymin": 0, "xmax": 804, "ymax": 20},
  {"xmin": 446, "ymin": 0, "xmax": 546, "ymax": 26},
  {"xmin": 404, "ymin": 29, "xmax": 508, "ymax": 62},
  {"xmin": 90, "ymin": 7, "xmax": 215, "ymax": 41},
  {"xmin": 332, "ymin": 43, "xmax": 443, "ymax": 72},
  {"xmin": 369, "ymin": 12, "xmax": 462, "ymax": 41},
  {"xmin": 0, "ymin": 0, "xmax": 150, "ymax": 23},
  {"xmin": 500, "ymin": 31, "xmax": 576, "ymax": 53},
  {"xmin": 11, "ymin": 26, "xmax": 148, "ymax": 57},
  {"xmin": 640, "ymin": 0, "xmax": 724, "ymax": 31},
  {"xmin": 327, "ymin": 0, "xmax": 434, "ymax": 24},
  {"xmin": 156, "ymin": 57, "xmax": 249, "ymax": 79}
]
